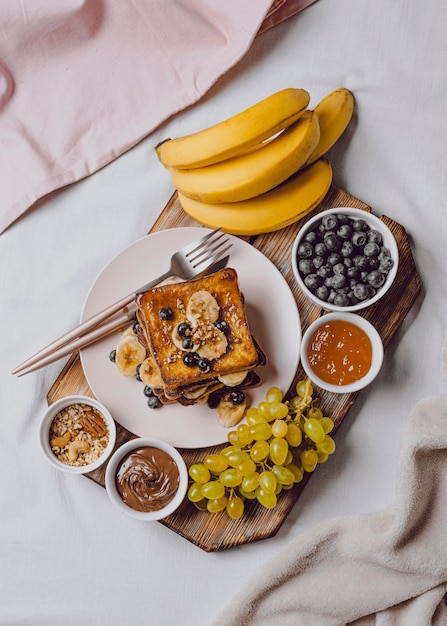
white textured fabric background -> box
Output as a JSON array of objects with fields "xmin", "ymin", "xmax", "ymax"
[{"xmin": 1, "ymin": 0, "xmax": 446, "ymax": 624}]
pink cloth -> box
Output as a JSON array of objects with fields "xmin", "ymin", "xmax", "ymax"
[{"xmin": 0, "ymin": 0, "xmax": 317, "ymax": 235}]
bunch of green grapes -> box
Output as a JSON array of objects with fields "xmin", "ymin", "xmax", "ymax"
[{"xmin": 187, "ymin": 379, "xmax": 336, "ymax": 520}]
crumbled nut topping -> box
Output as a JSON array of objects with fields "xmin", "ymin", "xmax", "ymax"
[{"xmin": 49, "ymin": 403, "xmax": 110, "ymax": 467}]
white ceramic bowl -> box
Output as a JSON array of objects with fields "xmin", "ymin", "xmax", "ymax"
[
  {"xmin": 292, "ymin": 207, "xmax": 399, "ymax": 312},
  {"xmin": 300, "ymin": 311, "xmax": 384, "ymax": 394},
  {"xmin": 39, "ymin": 395, "xmax": 116, "ymax": 474},
  {"xmin": 105, "ymin": 438, "xmax": 188, "ymax": 521}
]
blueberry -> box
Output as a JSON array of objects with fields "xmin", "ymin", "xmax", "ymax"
[
  {"xmin": 132, "ymin": 320, "xmax": 141, "ymax": 334},
  {"xmin": 299, "ymin": 258, "xmax": 314, "ymax": 275},
  {"xmin": 147, "ymin": 395, "xmax": 162, "ymax": 409},
  {"xmin": 177, "ymin": 321, "xmax": 192, "ymax": 337},
  {"xmin": 304, "ymin": 230, "xmax": 320, "ymax": 244},
  {"xmin": 337, "ymin": 224, "xmax": 353, "ymax": 240},
  {"xmin": 317, "ymin": 265, "xmax": 332, "ymax": 279},
  {"xmin": 351, "ymin": 231, "xmax": 367, "ymax": 247},
  {"xmin": 183, "ymin": 352, "xmax": 199, "ymax": 367},
  {"xmin": 214, "ymin": 319, "xmax": 229, "ymax": 334},
  {"xmin": 368, "ymin": 229, "xmax": 383, "ymax": 245},
  {"xmin": 135, "ymin": 363, "xmax": 142, "ymax": 381},
  {"xmin": 159, "ymin": 306, "xmax": 174, "ymax": 320},
  {"xmin": 321, "ymin": 214, "xmax": 339, "ymax": 230},
  {"xmin": 340, "ymin": 241, "xmax": 354, "ymax": 257},
  {"xmin": 315, "ymin": 285, "xmax": 330, "ymax": 301},
  {"xmin": 304, "ymin": 273, "xmax": 323, "ymax": 291},
  {"xmin": 207, "ymin": 392, "xmax": 221, "ymax": 409},
  {"xmin": 314, "ymin": 242, "xmax": 328, "ymax": 257},
  {"xmin": 312, "ymin": 255, "xmax": 325, "ymax": 269},
  {"xmin": 323, "ymin": 232, "xmax": 341, "ymax": 251},
  {"xmin": 364, "ymin": 242, "xmax": 380, "ymax": 257},
  {"xmin": 143, "ymin": 385, "xmax": 155, "ymax": 397},
  {"xmin": 367, "ymin": 270, "xmax": 386, "ymax": 288},
  {"xmin": 297, "ymin": 241, "xmax": 314, "ymax": 259},
  {"xmin": 182, "ymin": 337, "xmax": 194, "ymax": 350},
  {"xmin": 108, "ymin": 349, "xmax": 116, "ymax": 363},
  {"xmin": 229, "ymin": 390, "xmax": 245, "ymax": 405},
  {"xmin": 327, "ymin": 252, "xmax": 342, "ymax": 266},
  {"xmin": 353, "ymin": 255, "xmax": 369, "ymax": 270},
  {"xmin": 333, "ymin": 293, "xmax": 350, "ymax": 307},
  {"xmin": 197, "ymin": 357, "xmax": 211, "ymax": 373},
  {"xmin": 352, "ymin": 218, "xmax": 369, "ymax": 232},
  {"xmin": 353, "ymin": 283, "xmax": 370, "ymax": 300}
]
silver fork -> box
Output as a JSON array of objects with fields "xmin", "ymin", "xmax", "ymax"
[{"xmin": 12, "ymin": 228, "xmax": 232, "ymax": 376}]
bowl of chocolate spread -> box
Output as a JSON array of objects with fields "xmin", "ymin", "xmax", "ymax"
[{"xmin": 105, "ymin": 438, "xmax": 188, "ymax": 520}]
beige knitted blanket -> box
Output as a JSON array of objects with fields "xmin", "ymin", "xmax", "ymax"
[{"xmin": 214, "ymin": 333, "xmax": 447, "ymax": 626}]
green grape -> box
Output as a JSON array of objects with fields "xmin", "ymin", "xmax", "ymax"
[
  {"xmin": 250, "ymin": 440, "xmax": 270, "ymax": 462},
  {"xmin": 227, "ymin": 430, "xmax": 241, "ymax": 447},
  {"xmin": 226, "ymin": 496, "xmax": 245, "ymax": 520},
  {"xmin": 300, "ymin": 448, "xmax": 318, "ymax": 473},
  {"xmin": 238, "ymin": 459, "xmax": 257, "ymax": 477},
  {"xmin": 257, "ymin": 401, "xmax": 273, "ymax": 420},
  {"xmin": 286, "ymin": 463, "xmax": 303, "ymax": 483},
  {"xmin": 201, "ymin": 481, "xmax": 225, "ymax": 500},
  {"xmin": 296, "ymin": 379, "xmax": 313, "ymax": 399},
  {"xmin": 285, "ymin": 422, "xmax": 303, "ymax": 447},
  {"xmin": 250, "ymin": 422, "xmax": 272, "ymax": 441},
  {"xmin": 204, "ymin": 454, "xmax": 229, "ymax": 473},
  {"xmin": 265, "ymin": 386, "xmax": 283, "ymax": 403},
  {"xmin": 227, "ymin": 450, "xmax": 250, "ymax": 469},
  {"xmin": 285, "ymin": 450, "xmax": 293, "ymax": 465},
  {"xmin": 259, "ymin": 470, "xmax": 277, "ymax": 493},
  {"xmin": 246, "ymin": 414, "xmax": 267, "ymax": 427},
  {"xmin": 269, "ymin": 437, "xmax": 289, "ymax": 465},
  {"xmin": 207, "ymin": 496, "xmax": 227, "ymax": 513},
  {"xmin": 317, "ymin": 435, "xmax": 336, "ymax": 455},
  {"xmin": 316, "ymin": 450, "xmax": 329, "ymax": 464},
  {"xmin": 188, "ymin": 482, "xmax": 205, "ymax": 503},
  {"xmin": 220, "ymin": 445, "xmax": 241, "ymax": 457},
  {"xmin": 303, "ymin": 418, "xmax": 325, "ymax": 444},
  {"xmin": 272, "ymin": 464, "xmax": 295, "ymax": 486},
  {"xmin": 219, "ymin": 468, "xmax": 243, "ymax": 487},
  {"xmin": 246, "ymin": 409, "xmax": 266, "ymax": 426},
  {"xmin": 289, "ymin": 395, "xmax": 302, "ymax": 411},
  {"xmin": 269, "ymin": 402, "xmax": 289, "ymax": 420},
  {"xmin": 307, "ymin": 406, "xmax": 323, "ymax": 421},
  {"xmin": 241, "ymin": 472, "xmax": 260, "ymax": 493},
  {"xmin": 237, "ymin": 423, "xmax": 253, "ymax": 446},
  {"xmin": 320, "ymin": 417, "xmax": 334, "ymax": 434},
  {"xmin": 271, "ymin": 419, "xmax": 288, "ymax": 438},
  {"xmin": 188, "ymin": 463, "xmax": 211, "ymax": 485},
  {"xmin": 256, "ymin": 487, "xmax": 277, "ymax": 509},
  {"xmin": 239, "ymin": 487, "xmax": 258, "ymax": 500},
  {"xmin": 194, "ymin": 499, "xmax": 208, "ymax": 511}
]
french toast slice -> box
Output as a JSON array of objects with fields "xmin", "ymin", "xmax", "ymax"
[{"xmin": 136, "ymin": 268, "xmax": 260, "ymax": 392}]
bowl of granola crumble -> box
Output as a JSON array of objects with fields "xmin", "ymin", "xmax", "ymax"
[{"xmin": 38, "ymin": 395, "xmax": 116, "ymax": 474}]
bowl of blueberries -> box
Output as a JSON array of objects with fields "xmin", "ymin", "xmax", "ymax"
[{"xmin": 292, "ymin": 207, "xmax": 399, "ymax": 312}]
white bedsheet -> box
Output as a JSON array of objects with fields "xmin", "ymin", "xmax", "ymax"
[{"xmin": 1, "ymin": 0, "xmax": 446, "ymax": 624}]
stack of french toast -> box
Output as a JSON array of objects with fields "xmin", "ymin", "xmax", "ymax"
[{"xmin": 112, "ymin": 268, "xmax": 266, "ymax": 427}]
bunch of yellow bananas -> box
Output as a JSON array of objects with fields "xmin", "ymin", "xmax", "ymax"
[{"xmin": 156, "ymin": 88, "xmax": 354, "ymax": 236}]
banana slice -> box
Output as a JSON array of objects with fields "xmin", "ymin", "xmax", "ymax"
[
  {"xmin": 115, "ymin": 336, "xmax": 146, "ymax": 376},
  {"xmin": 216, "ymin": 394, "xmax": 247, "ymax": 428},
  {"xmin": 139, "ymin": 355, "xmax": 164, "ymax": 388},
  {"xmin": 196, "ymin": 327, "xmax": 228, "ymax": 359},
  {"xmin": 186, "ymin": 291, "xmax": 219, "ymax": 323},
  {"xmin": 218, "ymin": 371, "xmax": 248, "ymax": 387}
]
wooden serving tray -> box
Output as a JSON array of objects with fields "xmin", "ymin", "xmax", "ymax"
[{"xmin": 47, "ymin": 186, "xmax": 422, "ymax": 552}]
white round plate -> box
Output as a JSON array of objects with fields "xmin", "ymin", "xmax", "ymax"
[{"xmin": 80, "ymin": 227, "xmax": 301, "ymax": 448}]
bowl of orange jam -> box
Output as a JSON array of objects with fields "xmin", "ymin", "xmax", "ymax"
[{"xmin": 300, "ymin": 312, "xmax": 384, "ymax": 393}]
